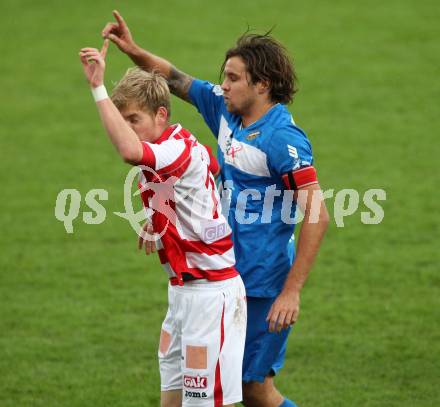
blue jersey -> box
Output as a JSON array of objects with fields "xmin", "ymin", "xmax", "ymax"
[{"xmin": 189, "ymin": 79, "xmax": 314, "ymax": 297}]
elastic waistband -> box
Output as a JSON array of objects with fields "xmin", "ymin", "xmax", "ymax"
[{"xmin": 170, "ymin": 275, "xmax": 240, "ymax": 291}]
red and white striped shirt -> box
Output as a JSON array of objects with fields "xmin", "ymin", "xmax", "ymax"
[{"xmin": 138, "ymin": 124, "xmax": 238, "ymax": 285}]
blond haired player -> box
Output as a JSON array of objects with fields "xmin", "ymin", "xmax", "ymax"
[{"xmin": 79, "ymin": 41, "xmax": 246, "ymax": 407}]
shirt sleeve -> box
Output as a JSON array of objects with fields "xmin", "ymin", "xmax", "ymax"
[
  {"xmin": 268, "ymin": 126, "xmax": 318, "ymax": 189},
  {"xmin": 140, "ymin": 139, "xmax": 192, "ymax": 179},
  {"xmin": 189, "ymin": 79, "xmax": 225, "ymax": 138},
  {"xmin": 140, "ymin": 142, "xmax": 156, "ymax": 168}
]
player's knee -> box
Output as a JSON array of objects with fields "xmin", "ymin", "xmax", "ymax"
[
  {"xmin": 243, "ymin": 378, "xmax": 283, "ymax": 407},
  {"xmin": 160, "ymin": 389, "xmax": 181, "ymax": 407},
  {"xmin": 242, "ymin": 392, "xmax": 258, "ymax": 406},
  {"xmin": 161, "ymin": 399, "xmax": 181, "ymax": 407},
  {"xmin": 242, "ymin": 383, "xmax": 267, "ymax": 406}
]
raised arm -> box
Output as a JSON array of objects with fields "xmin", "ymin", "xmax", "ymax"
[
  {"xmin": 79, "ymin": 40, "xmax": 143, "ymax": 165},
  {"xmin": 102, "ymin": 10, "xmax": 194, "ymax": 103}
]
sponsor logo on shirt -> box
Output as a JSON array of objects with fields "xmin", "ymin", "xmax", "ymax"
[
  {"xmin": 202, "ymin": 221, "xmax": 228, "ymax": 242},
  {"xmin": 185, "ymin": 390, "xmax": 208, "ymax": 399},
  {"xmin": 287, "ymin": 144, "xmax": 301, "ymax": 170},
  {"xmin": 184, "ymin": 375, "xmax": 208, "ymax": 389},
  {"xmin": 246, "ymin": 131, "xmax": 261, "ymax": 141},
  {"xmin": 287, "ymin": 144, "xmax": 298, "ymax": 159},
  {"xmin": 226, "ymin": 145, "xmax": 243, "ymax": 159}
]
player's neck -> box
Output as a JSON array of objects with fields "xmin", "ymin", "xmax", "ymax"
[
  {"xmin": 241, "ymin": 100, "xmax": 276, "ymax": 128},
  {"xmin": 144, "ymin": 122, "xmax": 170, "ymax": 143}
]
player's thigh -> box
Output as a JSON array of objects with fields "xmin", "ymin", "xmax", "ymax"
[
  {"xmin": 242, "ymin": 296, "xmax": 291, "ymax": 383},
  {"xmin": 159, "ymin": 295, "xmax": 182, "ymax": 393},
  {"xmin": 161, "ymin": 389, "xmax": 182, "ymax": 407},
  {"xmin": 220, "ymin": 277, "xmax": 246, "ymax": 404}
]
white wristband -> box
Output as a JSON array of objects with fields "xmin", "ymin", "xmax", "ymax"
[{"xmin": 91, "ymin": 85, "xmax": 108, "ymax": 102}]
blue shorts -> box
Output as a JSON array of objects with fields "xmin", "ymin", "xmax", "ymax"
[{"xmin": 242, "ymin": 296, "xmax": 292, "ymax": 383}]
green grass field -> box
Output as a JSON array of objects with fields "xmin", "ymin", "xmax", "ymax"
[{"xmin": 1, "ymin": 0, "xmax": 439, "ymax": 405}]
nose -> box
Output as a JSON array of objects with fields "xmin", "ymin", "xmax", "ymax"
[{"xmin": 221, "ymin": 79, "xmax": 229, "ymax": 92}]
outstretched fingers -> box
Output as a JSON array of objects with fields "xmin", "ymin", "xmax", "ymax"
[
  {"xmin": 79, "ymin": 53, "xmax": 89, "ymax": 66},
  {"xmin": 79, "ymin": 49, "xmax": 102, "ymax": 65},
  {"xmin": 80, "ymin": 47, "xmax": 99, "ymax": 53},
  {"xmin": 112, "ymin": 10, "xmax": 126, "ymax": 28},
  {"xmin": 100, "ymin": 39, "xmax": 109, "ymax": 58},
  {"xmin": 80, "ymin": 50, "xmax": 100, "ymax": 58},
  {"xmin": 102, "ymin": 22, "xmax": 118, "ymax": 38}
]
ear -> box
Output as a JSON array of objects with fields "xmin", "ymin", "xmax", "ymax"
[
  {"xmin": 155, "ymin": 106, "xmax": 169, "ymax": 125},
  {"xmin": 257, "ymin": 80, "xmax": 270, "ymax": 95}
]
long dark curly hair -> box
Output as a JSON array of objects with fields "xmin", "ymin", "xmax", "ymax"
[{"xmin": 221, "ymin": 32, "xmax": 298, "ymax": 105}]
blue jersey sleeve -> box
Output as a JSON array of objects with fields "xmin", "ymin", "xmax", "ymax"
[
  {"xmin": 267, "ymin": 125, "xmax": 314, "ymax": 178},
  {"xmin": 189, "ymin": 79, "xmax": 225, "ymax": 138}
]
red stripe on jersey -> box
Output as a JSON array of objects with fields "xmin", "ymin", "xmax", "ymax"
[
  {"xmin": 204, "ymin": 145, "xmax": 220, "ymax": 176},
  {"xmin": 140, "ymin": 143, "xmax": 156, "ymax": 168},
  {"xmin": 138, "ymin": 180, "xmax": 154, "ymax": 209},
  {"xmin": 169, "ymin": 267, "xmax": 238, "ymax": 285},
  {"xmin": 214, "ymin": 302, "xmax": 225, "ymax": 407},
  {"xmin": 282, "ymin": 166, "xmax": 318, "ymax": 190},
  {"xmin": 205, "ymin": 166, "xmax": 210, "ymax": 188},
  {"xmin": 154, "ymin": 124, "xmax": 179, "ymax": 144},
  {"xmin": 179, "ymin": 234, "xmax": 233, "ymax": 256},
  {"xmin": 209, "ymin": 176, "xmax": 219, "ymax": 219},
  {"xmin": 157, "ymin": 249, "xmax": 168, "ymax": 265},
  {"xmin": 174, "ymin": 266, "xmax": 238, "ymax": 281},
  {"xmin": 179, "ymin": 127, "xmax": 192, "ymax": 139},
  {"xmin": 158, "ymin": 224, "xmax": 235, "ymax": 285},
  {"xmin": 156, "ymin": 138, "xmax": 194, "ymax": 179}
]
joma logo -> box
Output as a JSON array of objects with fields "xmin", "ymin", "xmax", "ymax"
[{"xmin": 185, "ymin": 390, "xmax": 208, "ymax": 398}]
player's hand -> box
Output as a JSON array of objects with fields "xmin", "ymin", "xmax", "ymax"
[
  {"xmin": 266, "ymin": 289, "xmax": 300, "ymax": 333},
  {"xmin": 79, "ymin": 39, "xmax": 109, "ymax": 88},
  {"xmin": 138, "ymin": 221, "xmax": 157, "ymax": 255},
  {"xmin": 102, "ymin": 10, "xmax": 137, "ymax": 55}
]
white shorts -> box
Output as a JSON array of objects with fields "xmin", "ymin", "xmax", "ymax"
[{"xmin": 158, "ymin": 275, "xmax": 247, "ymax": 406}]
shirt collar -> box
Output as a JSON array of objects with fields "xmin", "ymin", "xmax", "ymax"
[
  {"xmin": 240, "ymin": 103, "xmax": 282, "ymax": 130},
  {"xmin": 154, "ymin": 123, "xmax": 182, "ymax": 144}
]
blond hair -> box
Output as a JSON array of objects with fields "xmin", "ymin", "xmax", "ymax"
[{"xmin": 111, "ymin": 67, "xmax": 171, "ymax": 116}]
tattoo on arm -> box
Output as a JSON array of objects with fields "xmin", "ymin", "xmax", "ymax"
[{"xmin": 168, "ymin": 66, "xmax": 193, "ymax": 103}]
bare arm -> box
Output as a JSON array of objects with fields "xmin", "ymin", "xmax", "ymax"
[
  {"xmin": 267, "ymin": 183, "xmax": 330, "ymax": 332},
  {"xmin": 79, "ymin": 42, "xmax": 143, "ymax": 165},
  {"xmin": 129, "ymin": 47, "xmax": 193, "ymax": 102},
  {"xmin": 102, "ymin": 10, "xmax": 194, "ymax": 103},
  {"xmin": 95, "ymin": 98, "xmax": 143, "ymax": 164},
  {"xmin": 284, "ymin": 185, "xmax": 329, "ymax": 291}
]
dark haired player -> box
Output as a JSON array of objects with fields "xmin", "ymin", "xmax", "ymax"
[{"xmin": 103, "ymin": 11, "xmax": 329, "ymax": 407}]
